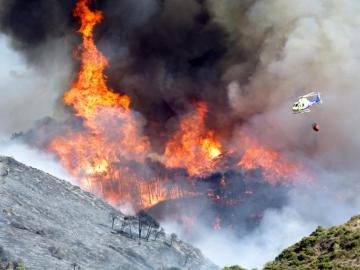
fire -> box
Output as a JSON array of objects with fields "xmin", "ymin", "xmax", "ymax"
[
  {"xmin": 65, "ymin": 0, "xmax": 130, "ymax": 120},
  {"xmin": 138, "ymin": 180, "xmax": 196, "ymax": 208},
  {"xmin": 164, "ymin": 102, "xmax": 223, "ymax": 176},
  {"xmin": 47, "ymin": 0, "xmax": 155, "ymax": 208},
  {"xmin": 42, "ymin": 0, "xmax": 307, "ymax": 214},
  {"xmin": 85, "ymin": 159, "xmax": 108, "ymax": 174},
  {"xmin": 238, "ymin": 134, "xmax": 300, "ymax": 183}
]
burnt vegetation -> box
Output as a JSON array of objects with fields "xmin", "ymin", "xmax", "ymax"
[
  {"xmin": 110, "ymin": 210, "xmax": 169, "ymax": 243},
  {"xmin": 2, "ymin": 0, "xmax": 299, "ymax": 239},
  {"xmin": 0, "ymin": 156, "xmax": 217, "ymax": 270}
]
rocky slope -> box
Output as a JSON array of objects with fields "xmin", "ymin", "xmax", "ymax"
[
  {"xmin": 0, "ymin": 156, "xmax": 219, "ymax": 270},
  {"xmin": 264, "ymin": 215, "xmax": 360, "ymax": 270}
]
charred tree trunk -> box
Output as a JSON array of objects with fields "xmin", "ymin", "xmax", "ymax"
[
  {"xmin": 111, "ymin": 216, "xmax": 116, "ymax": 230},
  {"xmin": 138, "ymin": 218, "xmax": 143, "ymax": 239},
  {"xmin": 145, "ymin": 225, "xmax": 152, "ymax": 241},
  {"xmin": 129, "ymin": 221, "xmax": 132, "ymax": 238}
]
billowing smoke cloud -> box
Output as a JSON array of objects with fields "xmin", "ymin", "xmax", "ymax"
[
  {"xmin": 0, "ymin": 32, "xmax": 74, "ymax": 185},
  {"xmin": 1, "ymin": 0, "xmax": 360, "ymax": 269},
  {"xmin": 210, "ymin": 0, "xmax": 360, "ymax": 166},
  {"xmin": 0, "ymin": 34, "xmax": 73, "ymax": 138},
  {"xmin": 0, "ymin": 140, "xmax": 74, "ymax": 183},
  {"xmin": 164, "ymin": 168, "xmax": 360, "ymax": 268},
  {"xmin": 0, "ymin": 0, "xmax": 230, "ymax": 145},
  {"xmin": 184, "ymin": 0, "xmax": 360, "ymax": 267}
]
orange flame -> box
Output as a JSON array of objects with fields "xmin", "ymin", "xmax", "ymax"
[
  {"xmin": 65, "ymin": 0, "xmax": 130, "ymax": 120},
  {"xmin": 163, "ymin": 102, "xmax": 223, "ymax": 176},
  {"xmin": 44, "ymin": 0, "xmax": 306, "ymax": 213},
  {"xmin": 238, "ymin": 134, "xmax": 300, "ymax": 183},
  {"xmin": 47, "ymin": 0, "xmax": 165, "ymax": 208}
]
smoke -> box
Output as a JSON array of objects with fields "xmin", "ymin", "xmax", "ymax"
[
  {"xmin": 0, "ymin": 3, "xmax": 75, "ymax": 192},
  {"xmin": 1, "ymin": 0, "xmax": 360, "ymax": 269},
  {"xmin": 0, "ymin": 34, "xmax": 74, "ymax": 183},
  {"xmin": 0, "ymin": 34, "xmax": 74, "ymax": 139},
  {"xmin": 0, "ymin": 140, "xmax": 74, "ymax": 182},
  {"xmin": 0, "ymin": 0, "xmax": 76, "ymax": 62},
  {"xmin": 163, "ymin": 168, "xmax": 360, "ymax": 268},
  {"xmin": 171, "ymin": 0, "xmax": 360, "ymax": 267},
  {"xmin": 212, "ymin": 0, "xmax": 360, "ymax": 166}
]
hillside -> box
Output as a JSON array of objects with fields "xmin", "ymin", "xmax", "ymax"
[
  {"xmin": 222, "ymin": 216, "xmax": 360, "ymax": 270},
  {"xmin": 0, "ymin": 156, "xmax": 219, "ymax": 270},
  {"xmin": 264, "ymin": 215, "xmax": 360, "ymax": 270}
]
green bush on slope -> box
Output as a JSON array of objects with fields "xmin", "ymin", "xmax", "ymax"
[
  {"xmin": 264, "ymin": 215, "xmax": 360, "ymax": 270},
  {"xmin": 223, "ymin": 266, "xmax": 247, "ymax": 270},
  {"xmin": 0, "ymin": 261, "xmax": 25, "ymax": 270},
  {"xmin": 222, "ymin": 215, "xmax": 360, "ymax": 270}
]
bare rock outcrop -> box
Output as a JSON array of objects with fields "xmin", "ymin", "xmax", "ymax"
[{"xmin": 0, "ymin": 156, "xmax": 219, "ymax": 270}]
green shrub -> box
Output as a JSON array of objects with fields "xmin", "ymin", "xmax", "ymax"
[{"xmin": 223, "ymin": 266, "xmax": 247, "ymax": 270}]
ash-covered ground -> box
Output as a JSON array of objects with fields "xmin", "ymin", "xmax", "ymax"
[{"xmin": 0, "ymin": 155, "xmax": 218, "ymax": 270}]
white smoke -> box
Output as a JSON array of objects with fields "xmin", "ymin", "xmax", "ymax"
[
  {"xmin": 179, "ymin": 0, "xmax": 360, "ymax": 268},
  {"xmin": 0, "ymin": 34, "xmax": 74, "ymax": 182},
  {"xmin": 0, "ymin": 140, "xmax": 74, "ymax": 182},
  {"xmin": 213, "ymin": 0, "xmax": 360, "ymax": 168},
  {"xmin": 0, "ymin": 34, "xmax": 72, "ymax": 138},
  {"xmin": 165, "ymin": 168, "xmax": 360, "ymax": 268}
]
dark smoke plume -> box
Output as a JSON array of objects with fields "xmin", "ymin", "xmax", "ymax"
[
  {"xmin": 0, "ymin": 0, "xmax": 238, "ymax": 147},
  {"xmin": 0, "ymin": 0, "xmax": 77, "ymax": 63},
  {"xmin": 1, "ymin": 0, "xmax": 360, "ymax": 269}
]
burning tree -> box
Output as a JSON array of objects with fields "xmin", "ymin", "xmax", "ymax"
[{"xmin": 27, "ymin": 0, "xmax": 309, "ymax": 234}]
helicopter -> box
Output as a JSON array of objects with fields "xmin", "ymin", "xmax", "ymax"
[{"xmin": 292, "ymin": 92, "xmax": 322, "ymax": 114}]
